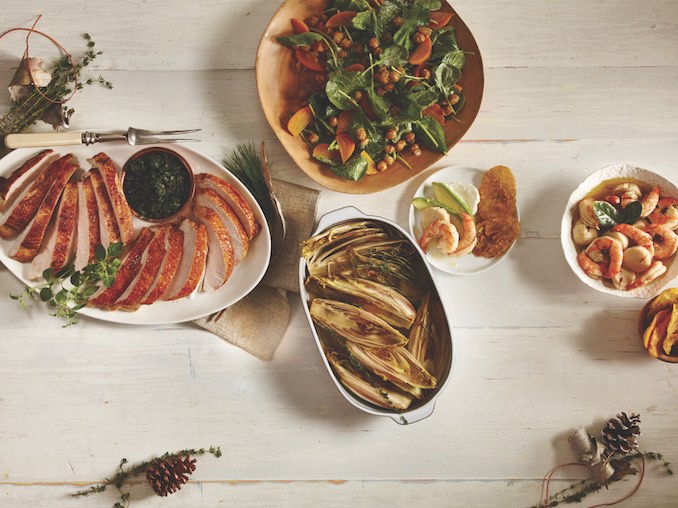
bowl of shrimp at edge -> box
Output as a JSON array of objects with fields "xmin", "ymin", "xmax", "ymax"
[{"xmin": 561, "ymin": 164, "xmax": 678, "ymax": 299}]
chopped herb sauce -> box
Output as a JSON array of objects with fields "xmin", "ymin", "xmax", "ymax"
[{"xmin": 123, "ymin": 150, "xmax": 192, "ymax": 220}]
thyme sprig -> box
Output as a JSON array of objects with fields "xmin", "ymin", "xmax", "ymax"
[
  {"xmin": 532, "ymin": 451, "xmax": 673, "ymax": 508},
  {"xmin": 11, "ymin": 242, "xmax": 123, "ymax": 326},
  {"xmin": 0, "ymin": 33, "xmax": 112, "ymax": 135},
  {"xmin": 72, "ymin": 446, "xmax": 222, "ymax": 508}
]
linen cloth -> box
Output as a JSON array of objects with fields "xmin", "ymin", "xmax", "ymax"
[{"xmin": 193, "ymin": 179, "xmax": 320, "ymax": 360}]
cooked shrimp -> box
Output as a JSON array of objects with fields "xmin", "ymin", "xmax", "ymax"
[
  {"xmin": 419, "ymin": 219, "xmax": 459, "ymax": 255},
  {"xmin": 614, "ymin": 182, "xmax": 642, "ymax": 208},
  {"xmin": 577, "ymin": 236, "xmax": 623, "ymax": 279},
  {"xmin": 453, "ymin": 213, "xmax": 477, "ymax": 256},
  {"xmin": 644, "ymin": 224, "xmax": 678, "ymax": 260},
  {"xmin": 612, "ymin": 223, "xmax": 655, "ymax": 257},
  {"xmin": 578, "ymin": 198, "xmax": 598, "ymax": 229},
  {"xmin": 639, "ymin": 185, "xmax": 660, "ymax": 218},
  {"xmin": 421, "ymin": 206, "xmax": 450, "ymax": 228},
  {"xmin": 628, "ymin": 260, "xmax": 667, "ymax": 290},
  {"xmin": 648, "ymin": 197, "xmax": 678, "ymax": 229}
]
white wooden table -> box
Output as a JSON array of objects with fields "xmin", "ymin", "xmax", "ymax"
[{"xmin": 1, "ymin": 1, "xmax": 677, "ymax": 506}]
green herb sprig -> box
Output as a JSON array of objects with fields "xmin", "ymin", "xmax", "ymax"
[
  {"xmin": 0, "ymin": 33, "xmax": 112, "ymax": 135},
  {"xmin": 72, "ymin": 446, "xmax": 222, "ymax": 508},
  {"xmin": 11, "ymin": 242, "xmax": 124, "ymax": 326}
]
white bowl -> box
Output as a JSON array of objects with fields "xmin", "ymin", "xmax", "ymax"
[{"xmin": 561, "ymin": 164, "xmax": 678, "ymax": 299}]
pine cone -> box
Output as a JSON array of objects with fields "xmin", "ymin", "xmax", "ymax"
[
  {"xmin": 601, "ymin": 412, "xmax": 641, "ymax": 456},
  {"xmin": 145, "ymin": 454, "xmax": 197, "ymax": 497}
]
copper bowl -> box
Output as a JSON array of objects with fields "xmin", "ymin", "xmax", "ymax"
[
  {"xmin": 256, "ymin": 0, "xmax": 484, "ymax": 194},
  {"xmin": 121, "ymin": 146, "xmax": 195, "ymax": 223}
]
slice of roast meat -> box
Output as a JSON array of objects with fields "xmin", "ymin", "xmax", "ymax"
[
  {"xmin": 89, "ymin": 228, "xmax": 154, "ymax": 309},
  {"xmin": 114, "ymin": 226, "xmax": 169, "ymax": 311},
  {"xmin": 193, "ymin": 204, "xmax": 234, "ymax": 292},
  {"xmin": 28, "ymin": 180, "xmax": 79, "ymax": 279},
  {"xmin": 74, "ymin": 175, "xmax": 101, "ymax": 271},
  {"xmin": 88, "ymin": 153, "xmax": 135, "ymax": 244},
  {"xmin": 0, "ymin": 150, "xmax": 57, "ymax": 211},
  {"xmin": 194, "ymin": 173, "xmax": 260, "ymax": 239},
  {"xmin": 194, "ymin": 187, "xmax": 249, "ymax": 264},
  {"xmin": 162, "ymin": 218, "xmax": 207, "ymax": 301},
  {"xmin": 140, "ymin": 225, "xmax": 183, "ymax": 305},
  {"xmin": 90, "ymin": 168, "xmax": 122, "ymax": 247},
  {"xmin": 0, "ymin": 153, "xmax": 74, "ymax": 238},
  {"xmin": 9, "ymin": 157, "xmax": 79, "ymax": 262}
]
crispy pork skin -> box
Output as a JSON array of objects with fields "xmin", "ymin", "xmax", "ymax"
[
  {"xmin": 74, "ymin": 176, "xmax": 101, "ymax": 271},
  {"xmin": 162, "ymin": 219, "xmax": 207, "ymax": 301},
  {"xmin": 193, "ymin": 204, "xmax": 234, "ymax": 292},
  {"xmin": 89, "ymin": 228, "xmax": 154, "ymax": 309},
  {"xmin": 9, "ymin": 157, "xmax": 79, "ymax": 262},
  {"xmin": 88, "ymin": 153, "xmax": 135, "ymax": 244},
  {"xmin": 194, "ymin": 173, "xmax": 260, "ymax": 239},
  {"xmin": 141, "ymin": 225, "xmax": 183, "ymax": 305},
  {"xmin": 115, "ymin": 226, "xmax": 169, "ymax": 310},
  {"xmin": 194, "ymin": 187, "xmax": 249, "ymax": 264},
  {"xmin": 0, "ymin": 154, "xmax": 74, "ymax": 238},
  {"xmin": 90, "ymin": 168, "xmax": 122, "ymax": 247},
  {"xmin": 29, "ymin": 180, "xmax": 79, "ymax": 279},
  {"xmin": 0, "ymin": 150, "xmax": 57, "ymax": 211}
]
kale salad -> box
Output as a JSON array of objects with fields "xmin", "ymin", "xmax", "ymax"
[{"xmin": 277, "ymin": 0, "xmax": 467, "ymax": 182}]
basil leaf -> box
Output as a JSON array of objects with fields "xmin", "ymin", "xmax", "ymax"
[
  {"xmin": 593, "ymin": 201, "xmax": 620, "ymax": 228},
  {"xmin": 276, "ymin": 32, "xmax": 325, "ymax": 48},
  {"xmin": 413, "ymin": 116, "xmax": 447, "ymax": 153},
  {"xmin": 393, "ymin": 0, "xmax": 430, "ymax": 49},
  {"xmin": 331, "ymin": 155, "xmax": 369, "ymax": 181},
  {"xmin": 620, "ymin": 200, "xmax": 642, "ymax": 225}
]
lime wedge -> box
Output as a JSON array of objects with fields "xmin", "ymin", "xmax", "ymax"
[
  {"xmin": 431, "ymin": 182, "xmax": 479, "ymax": 216},
  {"xmin": 412, "ymin": 197, "xmax": 458, "ymax": 215}
]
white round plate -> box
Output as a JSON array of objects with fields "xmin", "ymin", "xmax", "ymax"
[
  {"xmin": 561, "ymin": 163, "xmax": 678, "ymax": 299},
  {"xmin": 408, "ymin": 165, "xmax": 518, "ymax": 275},
  {"xmin": 0, "ymin": 143, "xmax": 271, "ymax": 325}
]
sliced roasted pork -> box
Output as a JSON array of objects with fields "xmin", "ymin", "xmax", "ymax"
[
  {"xmin": 194, "ymin": 173, "xmax": 260, "ymax": 239},
  {"xmin": 194, "ymin": 187, "xmax": 249, "ymax": 264},
  {"xmin": 9, "ymin": 157, "xmax": 79, "ymax": 262},
  {"xmin": 162, "ymin": 219, "xmax": 207, "ymax": 301},
  {"xmin": 88, "ymin": 153, "xmax": 135, "ymax": 244},
  {"xmin": 89, "ymin": 228, "xmax": 154, "ymax": 309},
  {"xmin": 89, "ymin": 168, "xmax": 121, "ymax": 248},
  {"xmin": 74, "ymin": 175, "xmax": 101, "ymax": 271},
  {"xmin": 141, "ymin": 225, "xmax": 184, "ymax": 305},
  {"xmin": 29, "ymin": 180, "xmax": 79, "ymax": 279},
  {"xmin": 114, "ymin": 226, "xmax": 170, "ymax": 311},
  {"xmin": 0, "ymin": 150, "xmax": 57, "ymax": 211},
  {"xmin": 193, "ymin": 204, "xmax": 234, "ymax": 292},
  {"xmin": 0, "ymin": 154, "xmax": 73, "ymax": 238}
]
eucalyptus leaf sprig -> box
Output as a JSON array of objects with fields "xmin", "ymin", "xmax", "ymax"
[
  {"xmin": 11, "ymin": 242, "xmax": 124, "ymax": 326},
  {"xmin": 72, "ymin": 446, "xmax": 222, "ymax": 508}
]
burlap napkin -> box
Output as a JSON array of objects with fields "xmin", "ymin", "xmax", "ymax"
[{"xmin": 193, "ymin": 179, "xmax": 320, "ymax": 360}]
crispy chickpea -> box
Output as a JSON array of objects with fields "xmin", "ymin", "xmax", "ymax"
[
  {"xmin": 384, "ymin": 144, "xmax": 396, "ymax": 155},
  {"xmin": 385, "ymin": 128, "xmax": 398, "ymax": 141},
  {"xmin": 311, "ymin": 40, "xmax": 325, "ymax": 53},
  {"xmin": 353, "ymin": 90, "xmax": 363, "ymax": 101},
  {"xmin": 389, "ymin": 105, "xmax": 401, "ymax": 116},
  {"xmin": 389, "ymin": 70, "xmax": 402, "ymax": 83},
  {"xmin": 377, "ymin": 160, "xmax": 388, "ymax": 172},
  {"xmin": 383, "ymin": 83, "xmax": 394, "ymax": 93},
  {"xmin": 413, "ymin": 32, "xmax": 426, "ymax": 44},
  {"xmin": 404, "ymin": 132, "xmax": 415, "ymax": 143},
  {"xmin": 328, "ymin": 116, "xmax": 338, "ymax": 127},
  {"xmin": 384, "ymin": 155, "xmax": 395, "ymax": 166},
  {"xmin": 356, "ymin": 127, "xmax": 367, "ymax": 141},
  {"xmin": 332, "ymin": 31, "xmax": 345, "ymax": 44},
  {"xmin": 381, "ymin": 32, "xmax": 393, "ymax": 44},
  {"xmin": 420, "ymin": 68, "xmax": 431, "ymax": 80},
  {"xmin": 368, "ymin": 37, "xmax": 380, "ymax": 49},
  {"xmin": 307, "ymin": 132, "xmax": 320, "ymax": 144},
  {"xmin": 395, "ymin": 140, "xmax": 407, "ymax": 152},
  {"xmin": 372, "ymin": 47, "xmax": 382, "ymax": 57},
  {"xmin": 393, "ymin": 16, "xmax": 405, "ymax": 27},
  {"xmin": 338, "ymin": 49, "xmax": 348, "ymax": 59},
  {"xmin": 449, "ymin": 94, "xmax": 460, "ymax": 105},
  {"xmin": 319, "ymin": 14, "xmax": 328, "ymax": 22},
  {"xmin": 410, "ymin": 143, "xmax": 422, "ymax": 156},
  {"xmin": 375, "ymin": 86, "xmax": 387, "ymax": 97},
  {"xmin": 359, "ymin": 138, "xmax": 369, "ymax": 148},
  {"xmin": 340, "ymin": 38, "xmax": 352, "ymax": 49},
  {"xmin": 307, "ymin": 16, "xmax": 319, "ymax": 26},
  {"xmin": 454, "ymin": 84, "xmax": 463, "ymax": 92},
  {"xmin": 416, "ymin": 26, "xmax": 433, "ymax": 36},
  {"xmin": 376, "ymin": 72, "xmax": 390, "ymax": 84},
  {"xmin": 441, "ymin": 102, "xmax": 453, "ymax": 115},
  {"xmin": 352, "ymin": 43, "xmax": 364, "ymax": 55}
]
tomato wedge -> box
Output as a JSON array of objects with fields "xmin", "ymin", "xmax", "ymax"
[
  {"xmin": 295, "ymin": 48, "xmax": 325, "ymax": 71},
  {"xmin": 291, "ymin": 18, "xmax": 310, "ymax": 33},
  {"xmin": 344, "ymin": 63, "xmax": 365, "ymax": 72},
  {"xmin": 312, "ymin": 143, "xmax": 340, "ymax": 163},
  {"xmin": 362, "ymin": 151, "xmax": 378, "ymax": 175},
  {"xmin": 423, "ymin": 103, "xmax": 445, "ymax": 126},
  {"xmin": 326, "ymin": 11, "xmax": 357, "ymax": 28},
  {"xmin": 358, "ymin": 95, "xmax": 377, "ymax": 121},
  {"xmin": 336, "ymin": 111, "xmax": 353, "ymax": 134},
  {"xmin": 428, "ymin": 11, "xmax": 454, "ymax": 28},
  {"xmin": 286, "ymin": 106, "xmax": 314, "ymax": 136},
  {"xmin": 409, "ymin": 36, "xmax": 432, "ymax": 65},
  {"xmin": 336, "ymin": 133, "xmax": 356, "ymax": 163}
]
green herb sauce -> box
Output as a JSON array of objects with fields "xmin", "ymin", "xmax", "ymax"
[{"xmin": 123, "ymin": 151, "xmax": 191, "ymax": 220}]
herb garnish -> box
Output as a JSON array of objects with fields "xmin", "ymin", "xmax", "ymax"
[{"xmin": 11, "ymin": 242, "xmax": 124, "ymax": 326}]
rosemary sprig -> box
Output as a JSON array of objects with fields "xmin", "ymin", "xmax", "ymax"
[
  {"xmin": 10, "ymin": 242, "xmax": 123, "ymax": 326},
  {"xmin": 72, "ymin": 446, "xmax": 222, "ymax": 508},
  {"xmin": 532, "ymin": 451, "xmax": 673, "ymax": 508},
  {"xmin": 221, "ymin": 143, "xmax": 276, "ymax": 229},
  {"xmin": 0, "ymin": 33, "xmax": 112, "ymax": 135}
]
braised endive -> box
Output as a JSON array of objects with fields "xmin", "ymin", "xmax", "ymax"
[{"xmin": 306, "ymin": 276, "xmax": 416, "ymax": 329}]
